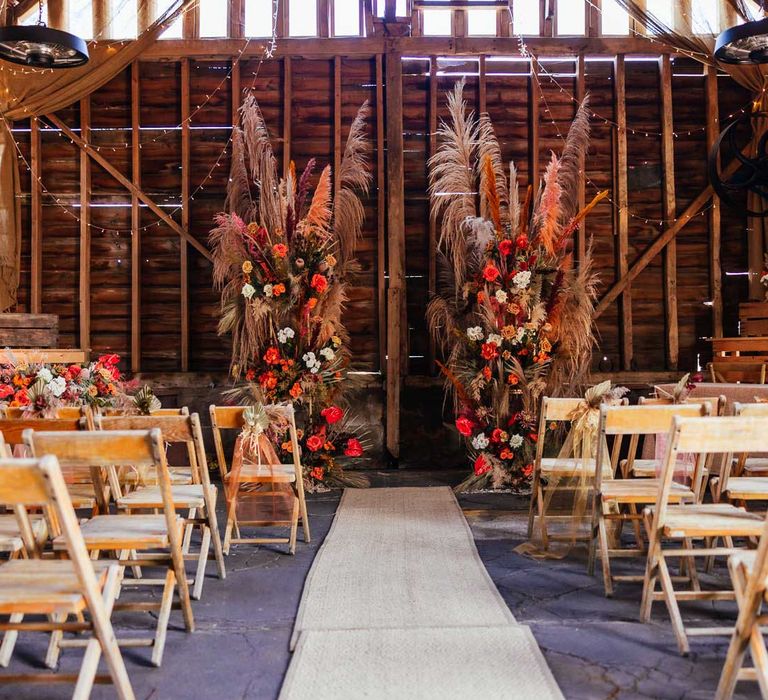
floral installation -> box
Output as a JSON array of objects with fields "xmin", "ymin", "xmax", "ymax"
[
  {"xmin": 210, "ymin": 93, "xmax": 371, "ymax": 489},
  {"xmin": 0, "ymin": 353, "xmax": 126, "ymax": 417},
  {"xmin": 427, "ymin": 80, "xmax": 606, "ymax": 491}
]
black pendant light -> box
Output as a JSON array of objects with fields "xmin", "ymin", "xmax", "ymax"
[
  {"xmin": 715, "ymin": 2, "xmax": 768, "ymax": 64},
  {"xmin": 0, "ymin": 0, "xmax": 88, "ymax": 69}
]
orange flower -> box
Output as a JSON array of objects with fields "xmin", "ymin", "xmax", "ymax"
[
  {"xmin": 507, "ymin": 374, "xmax": 519, "ymax": 385},
  {"xmin": 307, "ymin": 298, "xmax": 318, "ymax": 310},
  {"xmin": 289, "ymin": 382, "xmax": 303, "ymax": 399},
  {"xmin": 311, "ymin": 274, "xmax": 328, "ymax": 294},
  {"xmin": 272, "ymin": 243, "xmax": 288, "ymax": 258},
  {"xmin": 310, "ymin": 467, "xmax": 325, "ymax": 481},
  {"xmin": 263, "ymin": 347, "xmax": 281, "ymax": 365},
  {"xmin": 500, "ymin": 448, "xmax": 513, "ymax": 460},
  {"xmin": 482, "ymin": 366, "xmax": 491, "ymax": 381},
  {"xmin": 477, "ymin": 291, "xmax": 485, "ymax": 304},
  {"xmin": 281, "ymin": 441, "xmax": 293, "ymax": 453},
  {"xmin": 482, "ymin": 264, "xmax": 500, "ymax": 282},
  {"xmin": 272, "ymin": 283, "xmax": 286, "ymax": 296},
  {"xmin": 306, "ymin": 434, "xmax": 324, "ymax": 452},
  {"xmin": 245, "ymin": 368, "xmax": 256, "ymax": 381},
  {"xmin": 522, "ymin": 463, "xmax": 534, "ymax": 477}
]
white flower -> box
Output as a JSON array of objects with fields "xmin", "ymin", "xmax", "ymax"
[
  {"xmin": 302, "ymin": 352, "xmax": 317, "ymax": 367},
  {"xmin": 36, "ymin": 367, "xmax": 53, "ymax": 383},
  {"xmin": 278, "ymin": 327, "xmax": 296, "ymax": 344},
  {"xmin": 320, "ymin": 347, "xmax": 335, "ymax": 360},
  {"xmin": 471, "ymin": 433, "xmax": 490, "ymax": 450},
  {"xmin": 487, "ymin": 333, "xmax": 503, "ymax": 347},
  {"xmin": 241, "ymin": 283, "xmax": 256, "ymax": 299},
  {"xmin": 263, "ymin": 284, "xmax": 274, "ymax": 297},
  {"xmin": 762, "ymin": 273, "xmax": 768, "ymax": 285},
  {"xmin": 495, "ymin": 289, "xmax": 508, "ymax": 304},
  {"xmin": 515, "ymin": 327, "xmax": 526, "ymax": 343},
  {"xmin": 513, "ymin": 270, "xmax": 532, "ymax": 289},
  {"xmin": 48, "ymin": 376, "xmax": 66, "ymax": 398},
  {"xmin": 310, "ymin": 365, "xmax": 320, "ymax": 374},
  {"xmin": 509, "ymin": 434, "xmax": 524, "ymax": 449},
  {"xmin": 467, "ymin": 326, "xmax": 484, "ymax": 342}
]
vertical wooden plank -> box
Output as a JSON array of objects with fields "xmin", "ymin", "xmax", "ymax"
[
  {"xmin": 183, "ymin": 0, "xmax": 198, "ymax": 38},
  {"xmin": 529, "ymin": 56, "xmax": 540, "ymax": 197},
  {"xmin": 131, "ymin": 61, "xmax": 141, "ymax": 373},
  {"xmin": 428, "ymin": 56, "xmax": 438, "ymax": 372},
  {"xmin": 614, "ymin": 54, "xmax": 633, "ymax": 370},
  {"xmin": 232, "ymin": 54, "xmax": 241, "ymax": 125},
  {"xmin": 92, "ymin": 0, "xmax": 109, "ymax": 38},
  {"xmin": 478, "ymin": 55, "xmax": 486, "ymax": 114},
  {"xmin": 575, "ymin": 52, "xmax": 586, "ymax": 264},
  {"xmin": 376, "ymin": 54, "xmax": 386, "ymax": 375},
  {"xmin": 282, "ymin": 56, "xmax": 292, "ymax": 176},
  {"xmin": 587, "ymin": 0, "xmax": 599, "ymax": 37},
  {"xmin": 334, "ymin": 56, "xmax": 342, "ymax": 202},
  {"xmin": 79, "ymin": 98, "xmax": 91, "ymax": 353},
  {"xmin": 278, "ymin": 0, "xmax": 288, "ymax": 36},
  {"xmin": 138, "ymin": 0, "xmax": 153, "ymax": 33},
  {"xmin": 181, "ymin": 59, "xmax": 191, "ymax": 372},
  {"xmin": 706, "ymin": 64, "xmax": 723, "ymax": 338},
  {"xmin": 47, "ymin": 0, "xmax": 66, "ymax": 29},
  {"xmin": 385, "ymin": 46, "xmax": 405, "ymax": 460},
  {"xmin": 660, "ymin": 54, "xmax": 678, "ymax": 369},
  {"xmin": 229, "ymin": 0, "xmax": 245, "ymax": 38},
  {"xmin": 319, "ymin": 0, "xmax": 330, "ymax": 36},
  {"xmin": 30, "ymin": 118, "xmax": 41, "ymax": 315}
]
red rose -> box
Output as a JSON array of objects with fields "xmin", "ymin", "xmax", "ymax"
[
  {"xmin": 0, "ymin": 384, "xmax": 12, "ymax": 399},
  {"xmin": 310, "ymin": 466, "xmax": 325, "ymax": 481},
  {"xmin": 522, "ymin": 463, "xmax": 534, "ymax": 478},
  {"xmin": 482, "ymin": 264, "xmax": 500, "ymax": 282},
  {"xmin": 67, "ymin": 364, "xmax": 82, "ymax": 378},
  {"xmin": 481, "ymin": 343, "xmax": 499, "ymax": 361},
  {"xmin": 258, "ymin": 371, "xmax": 277, "ymax": 390},
  {"xmin": 245, "ymin": 368, "xmax": 256, "ymax": 381},
  {"xmin": 13, "ymin": 388, "xmax": 29, "ymax": 406},
  {"xmin": 344, "ymin": 437, "xmax": 364, "ymax": 457},
  {"xmin": 272, "ymin": 243, "xmax": 288, "ymax": 258},
  {"xmin": 498, "ymin": 240, "xmax": 513, "ymax": 256},
  {"xmin": 263, "ymin": 347, "xmax": 281, "ymax": 365},
  {"xmin": 491, "ymin": 428, "xmax": 505, "ymax": 443},
  {"xmin": 482, "ymin": 366, "xmax": 492, "ymax": 381},
  {"xmin": 474, "ymin": 454, "xmax": 491, "ymax": 476},
  {"xmin": 321, "ymin": 406, "xmax": 344, "ymax": 425},
  {"xmin": 528, "ymin": 432, "xmax": 538, "ymax": 443},
  {"xmin": 515, "ymin": 234, "xmax": 529, "ymax": 250},
  {"xmin": 98, "ymin": 354, "xmax": 120, "ymax": 366},
  {"xmin": 311, "ymin": 274, "xmax": 328, "ymax": 294},
  {"xmin": 455, "ymin": 416, "xmax": 474, "ymax": 437},
  {"xmin": 306, "ymin": 434, "xmax": 325, "ymax": 452}
]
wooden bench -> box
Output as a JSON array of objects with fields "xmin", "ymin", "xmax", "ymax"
[
  {"xmin": 0, "ymin": 349, "xmax": 88, "ymax": 365},
  {"xmin": 708, "ymin": 336, "xmax": 768, "ymax": 384},
  {"xmin": 0, "ymin": 313, "xmax": 88, "ymax": 365}
]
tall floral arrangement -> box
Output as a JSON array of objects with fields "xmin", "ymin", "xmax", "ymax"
[
  {"xmin": 427, "ymin": 81, "xmax": 605, "ymax": 490},
  {"xmin": 210, "ymin": 94, "xmax": 371, "ymax": 488}
]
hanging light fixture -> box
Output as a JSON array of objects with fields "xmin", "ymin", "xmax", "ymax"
[
  {"xmin": 0, "ymin": 0, "xmax": 88, "ymax": 69},
  {"xmin": 715, "ymin": 2, "xmax": 768, "ymax": 64}
]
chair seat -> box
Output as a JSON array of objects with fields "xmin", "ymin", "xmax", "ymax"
[
  {"xmin": 742, "ymin": 458, "xmax": 768, "ymax": 475},
  {"xmin": 655, "ymin": 504, "xmax": 764, "ymax": 538},
  {"xmin": 540, "ymin": 457, "xmax": 610, "ymax": 478},
  {"xmin": 626, "ymin": 459, "xmax": 658, "ymax": 478},
  {"xmin": 0, "ymin": 559, "xmax": 113, "ymax": 615},
  {"xmin": 225, "ymin": 462, "xmax": 296, "ymax": 483},
  {"xmin": 121, "ymin": 466, "xmax": 193, "ymax": 485},
  {"xmin": 0, "ymin": 514, "xmax": 47, "ymax": 553},
  {"xmin": 66, "ymin": 483, "xmax": 98, "ymax": 509},
  {"xmin": 117, "ymin": 484, "xmax": 212, "ymax": 510},
  {"xmin": 728, "ymin": 551, "xmax": 768, "ymax": 601},
  {"xmin": 53, "ymin": 514, "xmax": 184, "ymax": 551},
  {"xmin": 724, "ymin": 477, "xmax": 768, "ymax": 500},
  {"xmin": 601, "ymin": 479, "xmax": 694, "ymax": 504}
]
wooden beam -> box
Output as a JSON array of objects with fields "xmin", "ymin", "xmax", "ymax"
[
  {"xmin": 131, "ymin": 61, "xmax": 141, "ymax": 373},
  {"xmin": 30, "ymin": 117, "xmax": 41, "ymax": 315},
  {"xmin": 575, "ymin": 52, "xmax": 586, "ymax": 264},
  {"xmin": 282, "ymin": 56, "xmax": 292, "ymax": 176},
  {"xmin": 614, "ymin": 54, "xmax": 633, "ymax": 370},
  {"xmin": 659, "ymin": 54, "xmax": 678, "ymax": 369},
  {"xmin": 319, "ymin": 0, "xmax": 330, "ymax": 37},
  {"xmin": 182, "ymin": 0, "xmax": 198, "ymax": 39},
  {"xmin": 385, "ymin": 46, "xmax": 406, "ymax": 460},
  {"xmin": 181, "ymin": 58, "xmax": 191, "ymax": 372},
  {"xmin": 232, "ymin": 54, "xmax": 241, "ymax": 125},
  {"xmin": 92, "ymin": 0, "xmax": 109, "ymax": 39},
  {"xmin": 529, "ymin": 56, "xmax": 540, "ymax": 197},
  {"xmin": 229, "ymin": 0, "xmax": 245, "ymax": 39},
  {"xmin": 47, "ymin": 0, "xmax": 66, "ymax": 29},
  {"xmin": 706, "ymin": 64, "xmax": 723, "ymax": 338},
  {"xmin": 79, "ymin": 97, "xmax": 91, "ymax": 353},
  {"xmin": 593, "ymin": 145, "xmax": 748, "ymax": 320},
  {"xmin": 478, "ymin": 54, "xmax": 486, "ymax": 114},
  {"xmin": 45, "ymin": 114, "xmax": 213, "ymax": 263},
  {"xmin": 376, "ymin": 53, "xmax": 386, "ymax": 375},
  {"xmin": 334, "ymin": 56, "xmax": 342, "ymax": 202},
  {"xmin": 428, "ymin": 55, "xmax": 437, "ymax": 372}
]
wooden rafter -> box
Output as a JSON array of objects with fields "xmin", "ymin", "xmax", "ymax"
[{"xmin": 44, "ymin": 114, "xmax": 213, "ymax": 263}]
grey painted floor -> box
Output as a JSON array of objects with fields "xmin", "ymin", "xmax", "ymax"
[{"xmin": 0, "ymin": 471, "xmax": 762, "ymax": 699}]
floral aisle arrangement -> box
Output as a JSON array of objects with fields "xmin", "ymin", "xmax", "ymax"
[
  {"xmin": 210, "ymin": 93, "xmax": 371, "ymax": 488},
  {"xmin": 0, "ymin": 353, "xmax": 126, "ymax": 416},
  {"xmin": 427, "ymin": 81, "xmax": 606, "ymax": 491}
]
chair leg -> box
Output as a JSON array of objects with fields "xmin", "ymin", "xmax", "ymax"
[
  {"xmin": 288, "ymin": 498, "xmax": 299, "ymax": 555},
  {"xmin": 657, "ymin": 554, "xmax": 690, "ymax": 655},
  {"xmin": 45, "ymin": 613, "xmax": 66, "ymax": 669},
  {"xmin": 682, "ymin": 538, "xmax": 701, "ymax": 592},
  {"xmin": 526, "ymin": 472, "xmax": 540, "ymax": 539},
  {"xmin": 182, "ymin": 509, "xmax": 196, "ymax": 554},
  {"xmin": 192, "ymin": 525, "xmax": 211, "ymax": 601},
  {"xmin": 151, "ymin": 568, "xmax": 176, "ymax": 668},
  {"xmin": 298, "ymin": 488, "xmax": 311, "ymax": 544},
  {"xmin": 203, "ymin": 487, "xmax": 226, "ymax": 580},
  {"xmin": 170, "ymin": 535, "xmax": 195, "ymax": 634},
  {"xmin": 716, "ymin": 606, "xmax": 762, "ymax": 698},
  {"xmin": 640, "ymin": 542, "xmax": 661, "ymax": 623},
  {"xmin": 0, "ymin": 613, "xmax": 22, "ymax": 667},
  {"xmin": 536, "ymin": 482, "xmax": 550, "ymax": 551},
  {"xmin": 598, "ymin": 508, "xmax": 614, "ymax": 597}
]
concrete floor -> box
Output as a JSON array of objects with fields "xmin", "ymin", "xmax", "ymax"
[{"xmin": 0, "ymin": 471, "xmax": 762, "ymax": 699}]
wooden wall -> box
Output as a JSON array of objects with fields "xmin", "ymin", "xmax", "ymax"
[{"xmin": 11, "ymin": 49, "xmax": 752, "ymax": 376}]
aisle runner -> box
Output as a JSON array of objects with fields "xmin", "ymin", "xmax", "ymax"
[{"xmin": 280, "ymin": 487, "xmax": 563, "ymax": 699}]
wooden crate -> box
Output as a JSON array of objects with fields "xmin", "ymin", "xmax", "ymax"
[
  {"xmin": 739, "ymin": 302, "xmax": 768, "ymax": 337},
  {"xmin": 0, "ymin": 314, "xmax": 58, "ymax": 348},
  {"xmin": 709, "ymin": 336, "xmax": 768, "ymax": 383}
]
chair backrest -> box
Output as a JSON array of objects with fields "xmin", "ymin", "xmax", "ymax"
[
  {"xmin": 97, "ymin": 413, "xmax": 209, "ymax": 489},
  {"xmin": 651, "ymin": 416, "xmax": 768, "ymax": 529},
  {"xmin": 25, "ymin": 429, "xmax": 174, "ymax": 517},
  {"xmin": 100, "ymin": 407, "xmax": 188, "ymax": 417},
  {"xmin": 734, "ymin": 402, "xmax": 768, "ymax": 417},
  {"xmin": 1, "ymin": 406, "xmax": 85, "ymax": 421},
  {"xmin": 639, "ymin": 394, "xmax": 726, "ymax": 416},
  {"xmin": 0, "ymin": 406, "xmax": 94, "ymax": 446}
]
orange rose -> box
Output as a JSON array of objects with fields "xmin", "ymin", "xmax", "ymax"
[
  {"xmin": 307, "ymin": 298, "xmax": 318, "ymax": 310},
  {"xmin": 310, "ymin": 466, "xmax": 325, "ymax": 481},
  {"xmin": 289, "ymin": 382, "xmax": 303, "ymax": 399},
  {"xmin": 306, "ymin": 434, "xmax": 324, "ymax": 452},
  {"xmin": 507, "ymin": 374, "xmax": 519, "ymax": 385},
  {"xmin": 273, "ymin": 243, "xmax": 288, "ymax": 258},
  {"xmin": 482, "ymin": 366, "xmax": 491, "ymax": 381},
  {"xmin": 263, "ymin": 347, "xmax": 281, "ymax": 365},
  {"xmin": 311, "ymin": 274, "xmax": 328, "ymax": 294},
  {"xmin": 273, "ymin": 283, "xmax": 286, "ymax": 296}
]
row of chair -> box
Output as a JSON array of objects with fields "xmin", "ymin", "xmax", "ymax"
[
  {"xmin": 527, "ymin": 396, "xmax": 768, "ymax": 698},
  {"xmin": 0, "ymin": 402, "xmax": 311, "ymax": 699}
]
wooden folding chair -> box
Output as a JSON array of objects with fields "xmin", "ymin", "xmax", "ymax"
[
  {"xmin": 0, "ymin": 409, "xmax": 106, "ymax": 514},
  {"xmin": 589, "ymin": 403, "xmax": 711, "ymax": 597},
  {"xmin": 640, "ymin": 415, "xmax": 768, "ymax": 655},
  {"xmin": 625, "ymin": 396, "xmax": 726, "ymax": 478},
  {"xmin": 0, "ymin": 455, "xmax": 134, "ymax": 699},
  {"xmin": 715, "ymin": 512, "xmax": 768, "ymax": 699},
  {"xmin": 98, "ymin": 413, "xmax": 226, "ymax": 599},
  {"xmin": 210, "ymin": 404, "xmax": 310, "ymax": 555},
  {"xmin": 25, "ymin": 429, "xmax": 194, "ymax": 667},
  {"xmin": 527, "ymin": 396, "xmax": 625, "ymax": 548}
]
